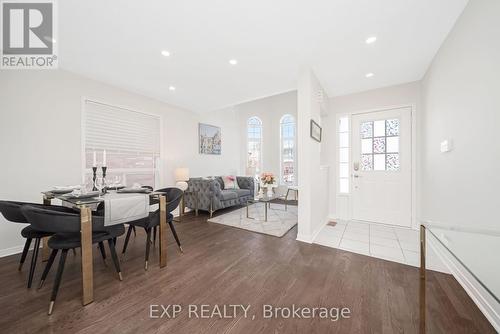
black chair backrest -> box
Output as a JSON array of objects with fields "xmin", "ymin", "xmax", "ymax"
[
  {"xmin": 21, "ymin": 205, "xmax": 106, "ymax": 233},
  {"xmin": 155, "ymin": 187, "xmax": 183, "ymax": 213},
  {"xmin": 0, "ymin": 201, "xmax": 28, "ymax": 223},
  {"xmin": 0, "ymin": 201, "xmax": 73, "ymax": 224}
]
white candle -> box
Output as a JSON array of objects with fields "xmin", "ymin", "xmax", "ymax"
[
  {"xmin": 93, "ymin": 151, "xmax": 97, "ymax": 167},
  {"xmin": 102, "ymin": 150, "xmax": 107, "ymax": 167}
]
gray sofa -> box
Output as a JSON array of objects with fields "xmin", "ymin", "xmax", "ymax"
[{"xmin": 184, "ymin": 176, "xmax": 254, "ymax": 217}]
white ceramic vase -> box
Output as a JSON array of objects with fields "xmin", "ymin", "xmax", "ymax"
[{"xmin": 266, "ymin": 185, "xmax": 273, "ymax": 197}]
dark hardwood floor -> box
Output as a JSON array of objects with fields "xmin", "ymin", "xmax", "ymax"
[{"xmin": 0, "ymin": 210, "xmax": 495, "ymax": 334}]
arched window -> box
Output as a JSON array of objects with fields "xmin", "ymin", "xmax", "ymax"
[
  {"xmin": 247, "ymin": 117, "xmax": 262, "ymax": 175},
  {"xmin": 280, "ymin": 114, "xmax": 296, "ymax": 185}
]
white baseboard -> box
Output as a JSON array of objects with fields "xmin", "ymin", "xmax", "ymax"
[
  {"xmin": 296, "ymin": 221, "xmax": 325, "ymax": 244},
  {"xmin": 428, "ymin": 235, "xmax": 500, "ymax": 332},
  {"xmin": 296, "ymin": 233, "xmax": 312, "ymax": 243},
  {"xmin": 0, "ymin": 244, "xmax": 25, "ymax": 258}
]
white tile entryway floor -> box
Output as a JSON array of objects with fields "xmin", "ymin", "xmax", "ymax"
[{"xmin": 314, "ymin": 220, "xmax": 421, "ymax": 267}]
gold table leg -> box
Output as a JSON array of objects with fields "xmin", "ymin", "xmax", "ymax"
[
  {"xmin": 80, "ymin": 206, "xmax": 94, "ymax": 305},
  {"xmin": 420, "ymin": 225, "xmax": 426, "ymax": 334},
  {"xmin": 159, "ymin": 195, "xmax": 167, "ymax": 268},
  {"xmin": 41, "ymin": 197, "xmax": 52, "ymax": 262},
  {"xmin": 41, "ymin": 238, "xmax": 50, "ymax": 262}
]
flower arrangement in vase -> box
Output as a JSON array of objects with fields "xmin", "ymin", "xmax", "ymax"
[{"xmin": 260, "ymin": 172, "xmax": 276, "ymax": 197}]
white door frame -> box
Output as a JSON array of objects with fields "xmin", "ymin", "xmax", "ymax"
[{"xmin": 336, "ymin": 104, "xmax": 417, "ymax": 230}]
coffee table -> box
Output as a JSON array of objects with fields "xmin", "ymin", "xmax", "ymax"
[{"xmin": 246, "ymin": 195, "xmax": 280, "ymax": 222}]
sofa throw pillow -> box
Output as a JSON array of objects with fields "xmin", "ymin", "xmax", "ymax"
[
  {"xmin": 215, "ymin": 176, "xmax": 225, "ymax": 190},
  {"xmin": 222, "ymin": 175, "xmax": 240, "ymax": 189}
]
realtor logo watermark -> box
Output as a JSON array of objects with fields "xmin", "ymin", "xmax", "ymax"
[{"xmin": 1, "ymin": 0, "xmax": 58, "ymax": 69}]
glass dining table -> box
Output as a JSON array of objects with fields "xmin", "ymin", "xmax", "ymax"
[
  {"xmin": 419, "ymin": 222, "xmax": 500, "ymax": 333},
  {"xmin": 41, "ymin": 190, "xmax": 169, "ymax": 306}
]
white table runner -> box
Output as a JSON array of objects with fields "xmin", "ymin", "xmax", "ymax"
[{"xmin": 102, "ymin": 192, "xmax": 150, "ymax": 226}]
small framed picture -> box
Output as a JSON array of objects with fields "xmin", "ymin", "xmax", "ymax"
[
  {"xmin": 310, "ymin": 119, "xmax": 322, "ymax": 142},
  {"xmin": 199, "ymin": 123, "xmax": 221, "ymax": 155}
]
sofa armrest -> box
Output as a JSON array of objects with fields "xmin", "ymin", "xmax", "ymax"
[
  {"xmin": 237, "ymin": 176, "xmax": 255, "ymax": 196},
  {"xmin": 186, "ymin": 178, "xmax": 223, "ymax": 211}
]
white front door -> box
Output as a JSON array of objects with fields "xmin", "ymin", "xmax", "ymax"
[{"xmin": 351, "ymin": 107, "xmax": 412, "ymax": 227}]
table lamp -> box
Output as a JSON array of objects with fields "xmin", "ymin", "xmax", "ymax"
[{"xmin": 175, "ymin": 167, "xmax": 190, "ymax": 191}]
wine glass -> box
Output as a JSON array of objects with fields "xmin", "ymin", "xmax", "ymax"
[
  {"xmin": 112, "ymin": 175, "xmax": 121, "ymax": 190},
  {"xmin": 95, "ymin": 176, "xmax": 105, "ymax": 197}
]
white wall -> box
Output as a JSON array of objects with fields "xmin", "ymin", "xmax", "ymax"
[
  {"xmin": 296, "ymin": 68, "xmax": 330, "ymax": 243},
  {"xmin": 421, "ymin": 0, "xmax": 499, "ymax": 229},
  {"xmin": 326, "ymin": 82, "xmax": 421, "ymax": 220},
  {"xmin": 330, "ymin": 82, "xmax": 421, "ymax": 114},
  {"xmin": 420, "ymin": 0, "xmax": 500, "ymax": 329},
  {"xmin": 235, "ymin": 91, "xmax": 297, "ymax": 180},
  {"xmin": 0, "ymin": 69, "xmax": 239, "ymax": 256}
]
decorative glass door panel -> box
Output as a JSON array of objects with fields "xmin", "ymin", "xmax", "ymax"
[{"xmin": 360, "ymin": 118, "xmax": 400, "ymax": 171}]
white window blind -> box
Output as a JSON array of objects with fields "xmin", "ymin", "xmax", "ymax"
[
  {"xmin": 83, "ymin": 100, "xmax": 161, "ymax": 187},
  {"xmin": 84, "ymin": 101, "xmax": 160, "ymax": 154}
]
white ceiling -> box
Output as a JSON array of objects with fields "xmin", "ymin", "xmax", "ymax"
[{"xmin": 59, "ymin": 0, "xmax": 468, "ymax": 112}]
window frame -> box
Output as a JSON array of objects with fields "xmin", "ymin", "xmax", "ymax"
[
  {"xmin": 279, "ymin": 114, "xmax": 296, "ymax": 186},
  {"xmin": 246, "ymin": 116, "xmax": 263, "ymax": 175},
  {"xmin": 337, "ymin": 115, "xmax": 350, "ymax": 195}
]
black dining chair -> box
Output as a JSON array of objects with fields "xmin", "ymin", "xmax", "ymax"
[
  {"xmin": 0, "ymin": 201, "xmax": 76, "ymax": 288},
  {"xmin": 121, "ymin": 187, "xmax": 183, "ymax": 270},
  {"xmin": 148, "ymin": 187, "xmax": 183, "ymax": 253},
  {"xmin": 21, "ymin": 205, "xmax": 125, "ymax": 315}
]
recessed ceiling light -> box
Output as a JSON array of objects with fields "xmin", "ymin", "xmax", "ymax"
[
  {"xmin": 169, "ymin": 85, "xmax": 176, "ymax": 91},
  {"xmin": 365, "ymin": 36, "xmax": 377, "ymax": 44},
  {"xmin": 161, "ymin": 50, "xmax": 171, "ymax": 57},
  {"xmin": 229, "ymin": 59, "xmax": 238, "ymax": 65},
  {"xmin": 365, "ymin": 72, "xmax": 374, "ymax": 78}
]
